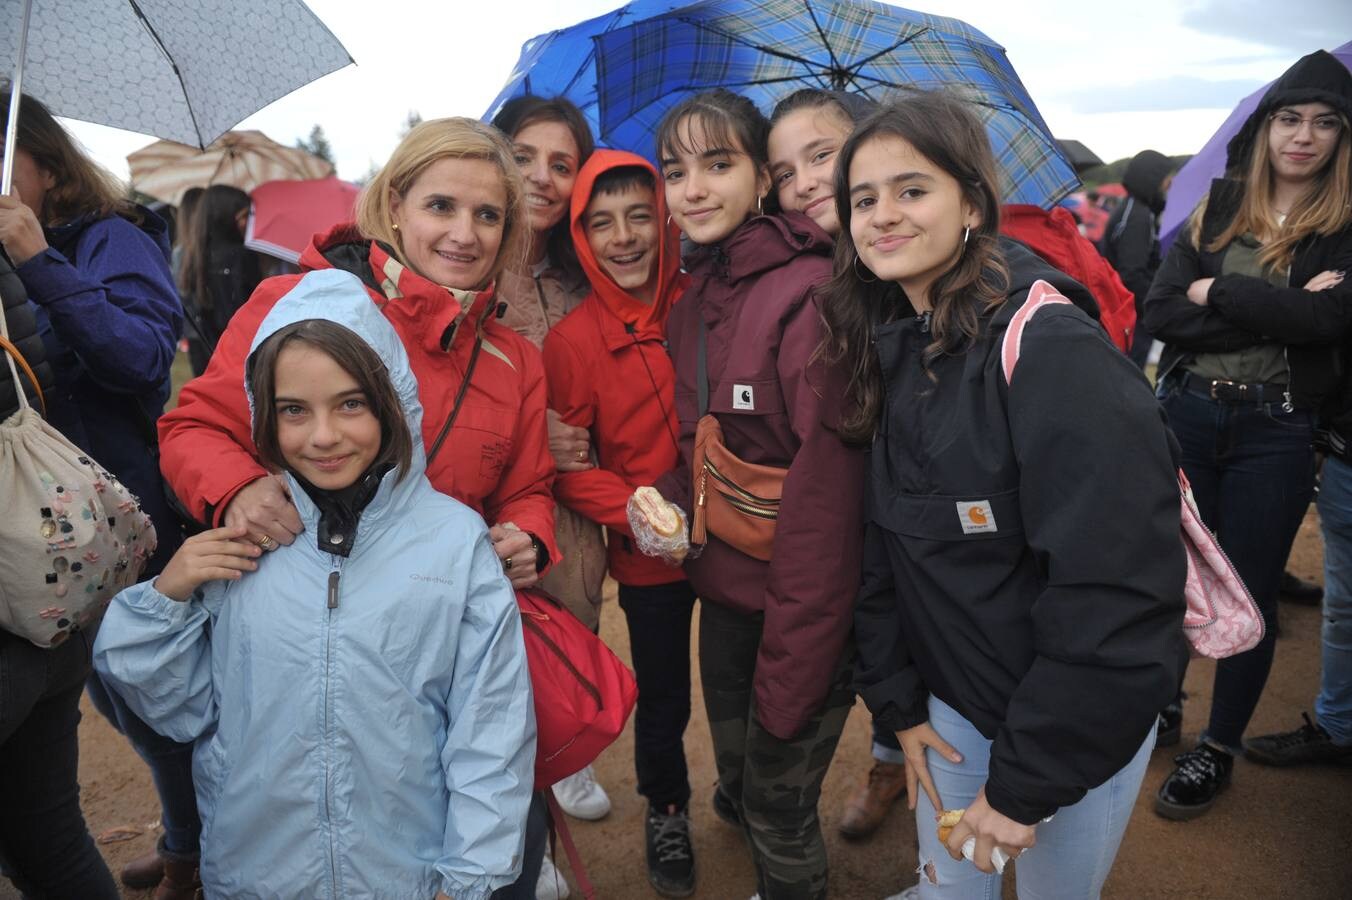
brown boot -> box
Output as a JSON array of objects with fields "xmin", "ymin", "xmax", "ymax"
[
  {"xmin": 153, "ymin": 857, "xmax": 202, "ymax": 900},
  {"xmin": 838, "ymin": 760, "xmax": 907, "ymax": 840},
  {"xmin": 120, "ymin": 850, "xmax": 164, "ymax": 889}
]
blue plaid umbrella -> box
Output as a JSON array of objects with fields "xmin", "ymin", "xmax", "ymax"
[{"xmin": 486, "ymin": 0, "xmax": 1077, "ymax": 209}]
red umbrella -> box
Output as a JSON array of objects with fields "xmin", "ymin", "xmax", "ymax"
[{"xmin": 244, "ymin": 177, "xmax": 362, "ymax": 264}]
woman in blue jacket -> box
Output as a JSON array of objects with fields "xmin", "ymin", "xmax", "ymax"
[
  {"xmin": 95, "ymin": 269, "xmax": 536, "ymax": 900},
  {"xmin": 0, "ymin": 90, "xmax": 190, "ymax": 898}
]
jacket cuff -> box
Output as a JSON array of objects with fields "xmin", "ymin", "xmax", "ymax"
[
  {"xmin": 982, "ymin": 773, "xmax": 1057, "ymax": 827},
  {"xmin": 856, "ymin": 673, "xmax": 928, "ymax": 732},
  {"xmin": 439, "ymin": 875, "xmax": 494, "ymax": 900},
  {"xmin": 130, "ymin": 581, "xmax": 196, "ymax": 623},
  {"xmin": 15, "ymin": 248, "xmax": 80, "ymax": 303}
]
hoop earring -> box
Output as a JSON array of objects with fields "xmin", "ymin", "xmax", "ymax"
[
  {"xmin": 757, "ymin": 195, "xmax": 764, "ymax": 216},
  {"xmin": 666, "ymin": 215, "xmax": 673, "ymax": 228},
  {"xmin": 853, "ymin": 255, "xmax": 877, "ymax": 283},
  {"xmin": 962, "ymin": 225, "xmax": 970, "ymax": 246}
]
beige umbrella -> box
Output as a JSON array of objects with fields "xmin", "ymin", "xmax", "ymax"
[{"xmin": 127, "ymin": 130, "xmax": 335, "ymax": 206}]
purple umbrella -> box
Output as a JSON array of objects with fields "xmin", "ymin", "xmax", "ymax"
[{"xmin": 1160, "ymin": 40, "xmax": 1352, "ymax": 252}]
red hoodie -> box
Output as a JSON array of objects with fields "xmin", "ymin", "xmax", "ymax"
[
  {"xmin": 158, "ymin": 226, "xmax": 559, "ymax": 564},
  {"xmin": 542, "ymin": 150, "xmax": 689, "ymax": 586}
]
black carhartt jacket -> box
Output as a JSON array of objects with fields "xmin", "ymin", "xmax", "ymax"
[{"xmin": 855, "ymin": 240, "xmax": 1186, "ymax": 825}]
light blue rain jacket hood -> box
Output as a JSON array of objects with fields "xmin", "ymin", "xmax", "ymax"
[{"xmin": 95, "ymin": 270, "xmax": 535, "ymax": 900}]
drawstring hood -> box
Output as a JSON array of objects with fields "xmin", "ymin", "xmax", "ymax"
[{"xmin": 245, "ymin": 269, "xmax": 428, "ymax": 558}]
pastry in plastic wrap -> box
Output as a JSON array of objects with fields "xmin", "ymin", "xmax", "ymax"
[{"xmin": 627, "ymin": 487, "xmax": 692, "ymax": 565}]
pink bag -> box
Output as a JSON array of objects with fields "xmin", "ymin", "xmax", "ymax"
[{"xmin": 1002, "ymin": 280, "xmax": 1264, "ymax": 659}]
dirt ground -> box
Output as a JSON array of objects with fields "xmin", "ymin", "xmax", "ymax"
[{"xmin": 7, "ymin": 507, "xmax": 1349, "ymax": 900}]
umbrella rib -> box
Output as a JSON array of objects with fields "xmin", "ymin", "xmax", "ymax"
[
  {"xmin": 128, "ymin": 0, "xmax": 208, "ymax": 147},
  {"xmin": 676, "ymin": 15, "xmax": 827, "ymax": 73},
  {"xmin": 802, "ymin": 0, "xmax": 846, "ymax": 85},
  {"xmin": 844, "ymin": 28, "xmax": 934, "ymax": 76}
]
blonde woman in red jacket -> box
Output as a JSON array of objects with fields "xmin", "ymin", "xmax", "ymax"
[{"xmin": 159, "ymin": 118, "xmax": 558, "ymax": 583}]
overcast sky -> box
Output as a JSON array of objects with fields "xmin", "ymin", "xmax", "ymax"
[{"xmin": 62, "ymin": 0, "xmax": 1352, "ymax": 185}]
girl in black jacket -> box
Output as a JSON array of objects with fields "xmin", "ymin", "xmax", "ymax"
[
  {"xmin": 1144, "ymin": 49, "xmax": 1352, "ymax": 821},
  {"xmin": 178, "ymin": 184, "xmax": 263, "ymax": 375},
  {"xmin": 825, "ymin": 92, "xmax": 1185, "ymax": 898}
]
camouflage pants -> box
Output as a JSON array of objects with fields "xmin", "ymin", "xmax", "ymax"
[{"xmin": 699, "ymin": 601, "xmax": 854, "ymax": 900}]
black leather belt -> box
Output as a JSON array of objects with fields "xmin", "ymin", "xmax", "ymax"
[{"xmin": 1177, "ymin": 371, "xmax": 1293, "ymax": 407}]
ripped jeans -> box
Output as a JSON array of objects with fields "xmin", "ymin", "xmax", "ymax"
[{"xmin": 912, "ymin": 697, "xmax": 1153, "ymax": 900}]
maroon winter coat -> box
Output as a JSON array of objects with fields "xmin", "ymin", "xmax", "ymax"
[{"xmin": 655, "ymin": 212, "xmax": 865, "ymax": 740}]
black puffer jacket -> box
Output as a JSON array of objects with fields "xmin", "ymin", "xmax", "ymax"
[
  {"xmin": 855, "ymin": 240, "xmax": 1185, "ymax": 825},
  {"xmin": 0, "ymin": 251, "xmax": 55, "ymax": 419}
]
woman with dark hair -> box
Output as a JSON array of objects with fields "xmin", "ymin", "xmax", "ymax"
[
  {"xmin": 831, "ymin": 91, "xmax": 1184, "ymax": 898},
  {"xmin": 1145, "ymin": 49, "xmax": 1352, "ymax": 821},
  {"xmin": 491, "ymin": 95, "xmax": 612, "ymax": 845},
  {"xmin": 178, "ymin": 184, "xmax": 264, "ymax": 374},
  {"xmin": 647, "ymin": 88, "xmax": 864, "ymax": 900},
  {"xmin": 172, "ymin": 186, "xmax": 209, "ymax": 372},
  {"xmin": 0, "ymin": 90, "xmax": 188, "ymax": 898}
]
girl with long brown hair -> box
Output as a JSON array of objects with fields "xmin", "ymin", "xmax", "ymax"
[{"xmin": 831, "ymin": 91, "xmax": 1184, "ymax": 898}]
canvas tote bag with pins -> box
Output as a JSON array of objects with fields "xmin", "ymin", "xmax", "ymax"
[{"xmin": 0, "ymin": 308, "xmax": 156, "ymax": 648}]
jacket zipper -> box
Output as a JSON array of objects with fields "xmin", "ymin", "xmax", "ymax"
[
  {"xmin": 1281, "ymin": 269, "xmax": 1295, "ymax": 412},
  {"xmin": 322, "ymin": 557, "xmax": 343, "ymax": 898}
]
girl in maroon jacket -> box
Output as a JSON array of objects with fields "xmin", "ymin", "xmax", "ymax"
[{"xmin": 650, "ymin": 89, "xmax": 865, "ymax": 900}]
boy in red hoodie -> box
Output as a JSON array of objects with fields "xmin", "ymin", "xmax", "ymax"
[{"xmin": 541, "ymin": 150, "xmax": 698, "ymax": 898}]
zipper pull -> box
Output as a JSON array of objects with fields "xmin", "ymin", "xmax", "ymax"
[
  {"xmin": 327, "ymin": 570, "xmax": 341, "ymax": 609},
  {"xmin": 697, "ymin": 469, "xmax": 707, "ymax": 508}
]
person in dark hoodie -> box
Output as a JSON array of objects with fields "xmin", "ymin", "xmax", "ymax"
[
  {"xmin": 827, "ymin": 92, "xmax": 1185, "ymax": 898},
  {"xmin": 1145, "ymin": 49, "xmax": 1352, "ymax": 820},
  {"xmin": 542, "ymin": 148, "xmax": 694, "ymax": 897},
  {"xmin": 649, "ymin": 89, "xmax": 865, "ymax": 900},
  {"xmin": 1101, "ymin": 148, "xmax": 1173, "ymax": 367},
  {"xmin": 0, "ymin": 91, "xmax": 190, "ymax": 899}
]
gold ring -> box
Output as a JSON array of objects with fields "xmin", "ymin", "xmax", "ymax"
[
  {"xmin": 257, "ymin": 535, "xmax": 277, "ymax": 551},
  {"xmin": 503, "ymin": 556, "xmax": 514, "ymax": 571}
]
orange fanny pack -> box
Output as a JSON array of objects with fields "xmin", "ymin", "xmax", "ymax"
[{"xmin": 690, "ymin": 319, "xmax": 786, "ymax": 561}]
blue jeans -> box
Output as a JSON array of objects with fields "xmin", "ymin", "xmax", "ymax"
[
  {"xmin": 1160, "ymin": 380, "xmax": 1316, "ymax": 749},
  {"xmin": 86, "ymin": 669, "xmax": 201, "ymax": 858},
  {"xmin": 1316, "ymin": 456, "xmax": 1352, "ymax": 746},
  {"xmin": 913, "ymin": 697, "xmax": 1153, "ymax": 899},
  {"xmin": 0, "ymin": 628, "xmax": 119, "ymax": 899}
]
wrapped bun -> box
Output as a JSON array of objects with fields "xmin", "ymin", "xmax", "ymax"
[
  {"xmin": 937, "ymin": 808, "xmax": 965, "ymax": 845},
  {"xmin": 634, "ymin": 486, "xmax": 682, "ymax": 537},
  {"xmin": 627, "ymin": 488, "xmax": 693, "ymax": 565}
]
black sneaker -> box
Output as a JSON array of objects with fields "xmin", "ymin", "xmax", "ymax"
[
  {"xmin": 1154, "ymin": 742, "xmax": 1234, "ymax": 820},
  {"xmin": 1279, "ymin": 570, "xmax": 1323, "ymax": 605},
  {"xmin": 1156, "ymin": 701, "xmax": 1184, "ymax": 748},
  {"xmin": 646, "ymin": 803, "xmax": 695, "ymax": 898},
  {"xmin": 1244, "ymin": 712, "xmax": 1352, "ymax": 767},
  {"xmin": 712, "ymin": 783, "xmax": 742, "ymax": 827}
]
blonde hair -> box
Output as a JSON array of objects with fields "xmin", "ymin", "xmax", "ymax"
[
  {"xmin": 356, "ymin": 117, "xmax": 528, "ymax": 289},
  {"xmin": 1189, "ymin": 111, "xmax": 1352, "ymax": 270}
]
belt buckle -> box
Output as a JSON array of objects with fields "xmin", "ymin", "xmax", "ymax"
[{"xmin": 1209, "ymin": 379, "xmax": 1235, "ymax": 401}]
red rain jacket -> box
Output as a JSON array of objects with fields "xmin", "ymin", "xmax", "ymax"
[
  {"xmin": 542, "ymin": 150, "xmax": 689, "ymax": 587},
  {"xmin": 654, "ymin": 213, "xmax": 865, "ymax": 740},
  {"xmin": 158, "ymin": 226, "xmax": 559, "ymax": 564}
]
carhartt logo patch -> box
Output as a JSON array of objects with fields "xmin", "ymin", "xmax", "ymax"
[
  {"xmin": 733, "ymin": 384, "xmax": 755, "ymax": 410},
  {"xmin": 956, "ymin": 500, "xmax": 997, "ymax": 534}
]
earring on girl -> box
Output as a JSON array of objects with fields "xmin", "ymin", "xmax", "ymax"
[
  {"xmin": 854, "ymin": 255, "xmax": 877, "ymax": 283},
  {"xmin": 757, "ymin": 195, "xmax": 764, "ymax": 216},
  {"xmin": 962, "ymin": 225, "xmax": 970, "ymax": 246},
  {"xmin": 392, "ymin": 222, "xmax": 400, "ymax": 232}
]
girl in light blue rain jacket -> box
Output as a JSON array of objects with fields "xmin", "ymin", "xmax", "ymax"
[{"xmin": 95, "ymin": 269, "xmax": 535, "ymax": 900}]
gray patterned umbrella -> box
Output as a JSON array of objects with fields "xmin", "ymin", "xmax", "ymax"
[{"xmin": 2, "ymin": 0, "xmax": 351, "ymax": 191}]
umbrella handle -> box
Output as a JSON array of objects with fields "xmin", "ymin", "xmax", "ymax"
[{"xmin": 2, "ymin": 0, "xmax": 34, "ymax": 197}]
